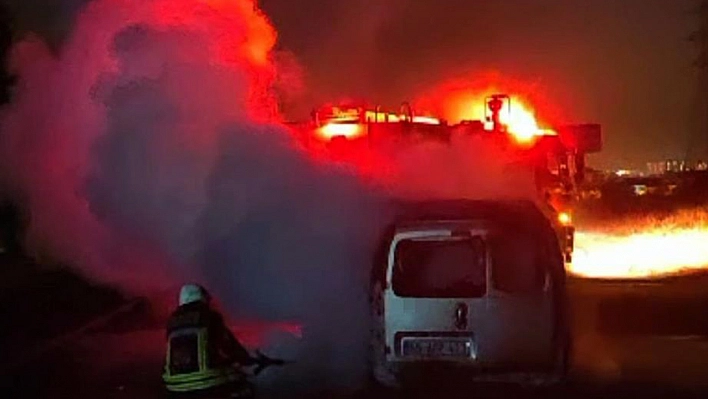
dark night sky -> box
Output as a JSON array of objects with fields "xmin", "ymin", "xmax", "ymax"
[{"xmin": 3, "ymin": 0, "xmax": 702, "ymax": 169}]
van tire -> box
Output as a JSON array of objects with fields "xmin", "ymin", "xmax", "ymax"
[
  {"xmin": 538, "ymin": 329, "xmax": 571, "ymax": 387},
  {"xmin": 555, "ymin": 330, "xmax": 572, "ymax": 383}
]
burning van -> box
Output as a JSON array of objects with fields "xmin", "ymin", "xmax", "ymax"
[{"xmin": 368, "ymin": 199, "xmax": 570, "ymax": 387}]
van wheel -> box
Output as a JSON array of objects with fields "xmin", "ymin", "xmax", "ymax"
[
  {"xmin": 523, "ymin": 333, "xmax": 571, "ymax": 389},
  {"xmin": 365, "ymin": 371, "xmax": 394, "ymax": 394},
  {"xmin": 549, "ymin": 330, "xmax": 572, "ymax": 385},
  {"xmin": 367, "ymin": 349, "xmax": 400, "ymax": 391},
  {"xmin": 366, "ymin": 349, "xmax": 400, "ymax": 392}
]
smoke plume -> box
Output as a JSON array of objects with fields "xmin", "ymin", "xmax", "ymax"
[
  {"xmin": 0, "ymin": 0, "xmax": 385, "ymax": 390},
  {"xmin": 0, "ymin": 0, "xmax": 536, "ymax": 392}
]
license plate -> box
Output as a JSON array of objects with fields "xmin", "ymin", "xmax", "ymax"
[{"xmin": 401, "ymin": 338, "xmax": 473, "ymax": 358}]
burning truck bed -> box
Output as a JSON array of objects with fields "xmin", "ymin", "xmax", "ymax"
[{"xmin": 290, "ymin": 95, "xmax": 603, "ymax": 266}]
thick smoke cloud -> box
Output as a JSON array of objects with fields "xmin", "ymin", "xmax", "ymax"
[
  {"xmin": 88, "ymin": 23, "xmax": 387, "ymax": 389},
  {"xmin": 0, "ymin": 0, "xmax": 386, "ymax": 390},
  {"xmin": 382, "ymin": 136, "xmax": 537, "ymax": 200},
  {"xmin": 0, "ymin": 0, "xmax": 535, "ymax": 392}
]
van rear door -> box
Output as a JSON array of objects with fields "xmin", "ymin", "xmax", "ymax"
[
  {"xmin": 384, "ymin": 227, "xmax": 488, "ymax": 362},
  {"xmin": 383, "ymin": 224, "xmax": 556, "ymax": 369}
]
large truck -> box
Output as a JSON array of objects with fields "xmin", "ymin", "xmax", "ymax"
[{"xmin": 293, "ymin": 95, "xmax": 603, "ymax": 264}]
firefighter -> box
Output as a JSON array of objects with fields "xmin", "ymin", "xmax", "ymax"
[{"xmin": 162, "ymin": 284, "xmax": 257, "ymax": 398}]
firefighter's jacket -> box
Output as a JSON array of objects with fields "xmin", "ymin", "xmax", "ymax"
[{"xmin": 162, "ymin": 302, "xmax": 254, "ymax": 392}]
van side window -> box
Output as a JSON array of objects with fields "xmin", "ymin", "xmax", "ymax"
[{"xmin": 491, "ymin": 231, "xmax": 546, "ymax": 294}]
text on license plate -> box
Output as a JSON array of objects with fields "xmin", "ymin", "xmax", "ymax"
[{"xmin": 401, "ymin": 338, "xmax": 473, "ymax": 358}]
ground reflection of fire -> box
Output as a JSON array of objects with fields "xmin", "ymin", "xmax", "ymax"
[{"xmin": 569, "ymin": 209, "xmax": 708, "ymax": 279}]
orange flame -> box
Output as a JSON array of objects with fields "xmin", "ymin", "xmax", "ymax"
[
  {"xmin": 418, "ymin": 90, "xmax": 553, "ymax": 144},
  {"xmin": 318, "ymin": 123, "xmax": 363, "ymax": 140},
  {"xmin": 491, "ymin": 98, "xmax": 553, "ymax": 143},
  {"xmin": 570, "ymin": 209, "xmax": 708, "ymax": 279},
  {"xmin": 413, "ymin": 72, "xmax": 565, "ymax": 144}
]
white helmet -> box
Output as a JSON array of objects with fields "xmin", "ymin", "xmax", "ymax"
[{"xmin": 179, "ymin": 284, "xmax": 210, "ymax": 306}]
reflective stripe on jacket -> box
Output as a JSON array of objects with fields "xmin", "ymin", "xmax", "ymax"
[
  {"xmin": 162, "ymin": 304, "xmax": 249, "ymax": 393},
  {"xmin": 163, "ymin": 367, "xmax": 241, "ymax": 392}
]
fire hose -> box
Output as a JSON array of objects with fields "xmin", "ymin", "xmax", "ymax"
[{"xmin": 252, "ymin": 350, "xmax": 293, "ymax": 376}]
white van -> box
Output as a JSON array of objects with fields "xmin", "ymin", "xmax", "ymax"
[{"xmin": 369, "ymin": 200, "xmax": 570, "ymax": 387}]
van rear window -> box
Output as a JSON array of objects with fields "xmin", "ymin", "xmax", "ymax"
[
  {"xmin": 490, "ymin": 231, "xmax": 547, "ymax": 294},
  {"xmin": 392, "ymin": 236, "xmax": 487, "ymax": 298}
]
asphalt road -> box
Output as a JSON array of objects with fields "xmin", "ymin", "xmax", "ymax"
[{"xmin": 5, "ymin": 275, "xmax": 708, "ymax": 399}]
